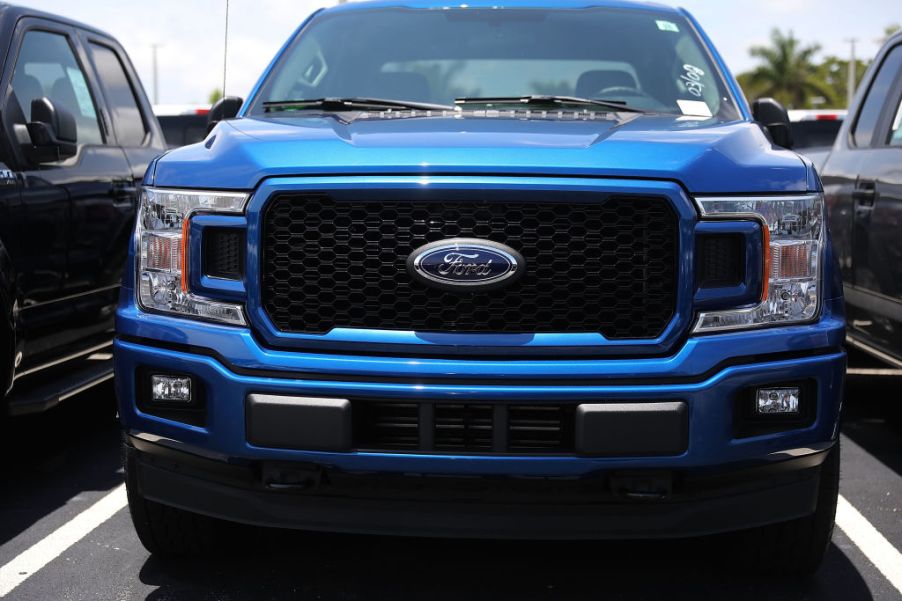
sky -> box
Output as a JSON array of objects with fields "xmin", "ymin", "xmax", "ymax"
[{"xmin": 22, "ymin": 0, "xmax": 901, "ymax": 106}]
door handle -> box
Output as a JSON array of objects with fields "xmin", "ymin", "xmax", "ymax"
[
  {"xmin": 111, "ymin": 183, "xmax": 138, "ymax": 200},
  {"xmin": 852, "ymin": 181, "xmax": 877, "ymax": 207}
]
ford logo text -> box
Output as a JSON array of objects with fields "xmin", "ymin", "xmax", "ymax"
[{"xmin": 406, "ymin": 238, "xmax": 524, "ymax": 291}]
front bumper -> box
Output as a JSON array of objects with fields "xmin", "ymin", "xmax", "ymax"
[
  {"xmin": 115, "ymin": 307, "xmax": 845, "ymax": 537},
  {"xmin": 126, "ymin": 434, "xmax": 830, "ymax": 539}
]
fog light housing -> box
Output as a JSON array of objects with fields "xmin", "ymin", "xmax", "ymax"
[
  {"xmin": 151, "ymin": 375, "xmax": 193, "ymax": 403},
  {"xmin": 755, "ymin": 386, "xmax": 800, "ymax": 415}
]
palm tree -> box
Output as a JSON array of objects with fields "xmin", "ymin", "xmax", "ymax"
[{"xmin": 742, "ymin": 29, "xmax": 831, "ymax": 109}]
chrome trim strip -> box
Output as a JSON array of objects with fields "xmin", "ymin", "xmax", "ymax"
[{"xmin": 14, "ymin": 340, "xmax": 114, "ymax": 380}]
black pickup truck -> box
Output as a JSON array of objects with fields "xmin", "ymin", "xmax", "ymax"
[
  {"xmin": 822, "ymin": 30, "xmax": 902, "ymax": 368},
  {"xmin": 0, "ymin": 4, "xmax": 164, "ymax": 415}
]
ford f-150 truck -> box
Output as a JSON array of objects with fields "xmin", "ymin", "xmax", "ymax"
[{"xmin": 115, "ymin": 0, "xmax": 846, "ymax": 574}]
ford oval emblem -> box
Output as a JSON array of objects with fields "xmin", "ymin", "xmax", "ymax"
[{"xmin": 407, "ymin": 238, "xmax": 525, "ymax": 291}]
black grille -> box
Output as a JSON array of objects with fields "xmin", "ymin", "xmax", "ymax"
[
  {"xmin": 697, "ymin": 234, "xmax": 743, "ymax": 288},
  {"xmin": 353, "ymin": 401, "xmax": 574, "ymax": 454},
  {"xmin": 434, "ymin": 404, "xmax": 493, "ymax": 452},
  {"xmin": 203, "ymin": 228, "xmax": 245, "ymax": 279},
  {"xmin": 261, "ymin": 193, "xmax": 677, "ymax": 338},
  {"xmin": 354, "ymin": 402, "xmax": 419, "ymax": 450},
  {"xmin": 508, "ymin": 405, "xmax": 574, "ymax": 452}
]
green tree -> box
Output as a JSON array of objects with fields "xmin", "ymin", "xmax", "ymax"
[
  {"xmin": 881, "ymin": 23, "xmax": 901, "ymax": 44},
  {"xmin": 208, "ymin": 88, "xmax": 223, "ymax": 105},
  {"xmin": 815, "ymin": 56, "xmax": 870, "ymax": 107},
  {"xmin": 738, "ymin": 29, "xmax": 831, "ymax": 109}
]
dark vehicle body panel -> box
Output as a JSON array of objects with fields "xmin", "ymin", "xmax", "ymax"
[
  {"xmin": 0, "ymin": 3, "xmax": 164, "ymax": 411},
  {"xmin": 822, "ymin": 32, "xmax": 902, "ymax": 365}
]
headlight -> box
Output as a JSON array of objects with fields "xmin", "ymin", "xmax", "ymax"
[
  {"xmin": 693, "ymin": 193, "xmax": 824, "ymax": 333},
  {"xmin": 136, "ymin": 187, "xmax": 248, "ymax": 325}
]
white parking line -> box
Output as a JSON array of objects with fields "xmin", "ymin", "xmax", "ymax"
[
  {"xmin": 836, "ymin": 494, "xmax": 902, "ymax": 595},
  {"xmin": 0, "ymin": 484, "xmax": 127, "ymax": 598}
]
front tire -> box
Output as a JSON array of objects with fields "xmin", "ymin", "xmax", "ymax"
[
  {"xmin": 736, "ymin": 441, "xmax": 840, "ymax": 576},
  {"xmin": 125, "ymin": 445, "xmax": 240, "ymax": 556}
]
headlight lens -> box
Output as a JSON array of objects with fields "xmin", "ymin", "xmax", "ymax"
[
  {"xmin": 136, "ymin": 187, "xmax": 248, "ymax": 325},
  {"xmin": 693, "ymin": 193, "xmax": 824, "ymax": 333}
]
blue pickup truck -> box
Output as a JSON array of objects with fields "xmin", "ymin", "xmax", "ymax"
[{"xmin": 115, "ymin": 0, "xmax": 846, "ymax": 574}]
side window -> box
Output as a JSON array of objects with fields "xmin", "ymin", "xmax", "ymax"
[
  {"xmin": 89, "ymin": 43, "xmax": 147, "ymax": 146},
  {"xmin": 888, "ymin": 97, "xmax": 902, "ymax": 146},
  {"xmin": 852, "ymin": 45, "xmax": 902, "ymax": 148},
  {"xmin": 10, "ymin": 30, "xmax": 103, "ymax": 145}
]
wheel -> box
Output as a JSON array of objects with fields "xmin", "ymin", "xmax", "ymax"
[
  {"xmin": 125, "ymin": 445, "xmax": 242, "ymax": 556},
  {"xmin": 734, "ymin": 441, "xmax": 840, "ymax": 576}
]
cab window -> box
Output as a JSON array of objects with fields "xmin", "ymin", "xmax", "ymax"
[
  {"xmin": 89, "ymin": 43, "xmax": 147, "ymax": 146},
  {"xmin": 10, "ymin": 30, "xmax": 103, "ymax": 145}
]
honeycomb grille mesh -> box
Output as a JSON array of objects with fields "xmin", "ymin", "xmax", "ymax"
[{"xmin": 261, "ymin": 193, "xmax": 677, "ymax": 338}]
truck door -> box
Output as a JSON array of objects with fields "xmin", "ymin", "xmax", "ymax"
[
  {"xmin": 844, "ymin": 42, "xmax": 902, "ymax": 357},
  {"xmin": 2, "ymin": 21, "xmax": 131, "ymax": 363}
]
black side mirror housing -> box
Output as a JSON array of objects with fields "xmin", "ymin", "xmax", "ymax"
[
  {"xmin": 206, "ymin": 96, "xmax": 244, "ymax": 135},
  {"xmin": 752, "ymin": 98, "xmax": 793, "ymax": 149},
  {"xmin": 26, "ymin": 97, "xmax": 78, "ymax": 163}
]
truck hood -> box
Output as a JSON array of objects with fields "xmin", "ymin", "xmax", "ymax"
[{"xmin": 151, "ymin": 113, "xmax": 811, "ymax": 193}]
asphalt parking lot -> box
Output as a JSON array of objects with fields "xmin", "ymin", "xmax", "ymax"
[{"xmin": 0, "ymin": 349, "xmax": 900, "ymax": 601}]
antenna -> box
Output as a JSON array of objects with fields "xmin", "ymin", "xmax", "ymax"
[{"xmin": 222, "ymin": 0, "xmax": 230, "ymax": 98}]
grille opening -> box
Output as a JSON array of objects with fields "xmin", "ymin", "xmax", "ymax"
[
  {"xmin": 354, "ymin": 402, "xmax": 419, "ymax": 450},
  {"xmin": 203, "ymin": 228, "xmax": 245, "ymax": 280},
  {"xmin": 696, "ymin": 234, "xmax": 744, "ymax": 288},
  {"xmin": 434, "ymin": 404, "xmax": 493, "ymax": 452},
  {"xmin": 508, "ymin": 405, "xmax": 574, "ymax": 452},
  {"xmin": 352, "ymin": 401, "xmax": 575, "ymax": 455},
  {"xmin": 261, "ymin": 192, "xmax": 678, "ymax": 339}
]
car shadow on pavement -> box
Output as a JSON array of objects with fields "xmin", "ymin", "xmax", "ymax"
[
  {"xmin": 137, "ymin": 528, "xmax": 872, "ymax": 601},
  {"xmin": 842, "ymin": 372, "xmax": 902, "ymax": 481},
  {"xmin": 0, "ymin": 384, "xmax": 123, "ymax": 546}
]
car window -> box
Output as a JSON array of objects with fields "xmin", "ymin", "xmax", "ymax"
[
  {"xmin": 89, "ymin": 43, "xmax": 147, "ymax": 146},
  {"xmin": 852, "ymin": 44, "xmax": 902, "ymax": 147},
  {"xmin": 253, "ymin": 7, "xmax": 740, "ymax": 119},
  {"xmin": 889, "ymin": 96, "xmax": 902, "ymax": 146},
  {"xmin": 10, "ymin": 30, "xmax": 103, "ymax": 145}
]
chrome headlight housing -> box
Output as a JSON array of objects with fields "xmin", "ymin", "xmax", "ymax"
[
  {"xmin": 693, "ymin": 193, "xmax": 824, "ymax": 333},
  {"xmin": 136, "ymin": 187, "xmax": 248, "ymax": 325}
]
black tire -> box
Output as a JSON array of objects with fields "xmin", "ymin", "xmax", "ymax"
[
  {"xmin": 734, "ymin": 441, "xmax": 840, "ymax": 577},
  {"xmin": 125, "ymin": 446, "xmax": 243, "ymax": 556}
]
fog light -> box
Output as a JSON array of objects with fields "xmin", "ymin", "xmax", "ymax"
[
  {"xmin": 151, "ymin": 375, "xmax": 192, "ymax": 403},
  {"xmin": 756, "ymin": 387, "xmax": 800, "ymax": 415}
]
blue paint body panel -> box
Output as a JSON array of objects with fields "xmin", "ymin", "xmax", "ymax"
[{"xmin": 118, "ymin": 0, "xmax": 844, "ymax": 537}]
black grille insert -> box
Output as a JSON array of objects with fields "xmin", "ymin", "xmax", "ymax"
[
  {"xmin": 697, "ymin": 234, "xmax": 743, "ymax": 288},
  {"xmin": 261, "ymin": 192, "xmax": 678, "ymax": 339},
  {"xmin": 353, "ymin": 401, "xmax": 575, "ymax": 454},
  {"xmin": 203, "ymin": 228, "xmax": 245, "ymax": 280}
]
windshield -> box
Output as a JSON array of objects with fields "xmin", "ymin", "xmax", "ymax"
[{"xmin": 248, "ymin": 7, "xmax": 739, "ymax": 119}]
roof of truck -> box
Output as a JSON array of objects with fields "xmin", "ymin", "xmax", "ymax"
[
  {"xmin": 326, "ymin": 0, "xmax": 680, "ymax": 14},
  {"xmin": 0, "ymin": 3, "xmax": 116, "ymax": 39}
]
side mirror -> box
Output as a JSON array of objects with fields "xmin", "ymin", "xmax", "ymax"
[
  {"xmin": 752, "ymin": 98, "xmax": 793, "ymax": 149},
  {"xmin": 25, "ymin": 97, "xmax": 78, "ymax": 163},
  {"xmin": 206, "ymin": 96, "xmax": 243, "ymax": 135}
]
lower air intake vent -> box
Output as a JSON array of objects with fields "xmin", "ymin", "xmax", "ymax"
[
  {"xmin": 434, "ymin": 404, "xmax": 493, "ymax": 452},
  {"xmin": 355, "ymin": 402, "xmax": 419, "ymax": 450},
  {"xmin": 508, "ymin": 405, "xmax": 574, "ymax": 452}
]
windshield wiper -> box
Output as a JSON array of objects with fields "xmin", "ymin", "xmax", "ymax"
[
  {"xmin": 263, "ymin": 97, "xmax": 455, "ymax": 113},
  {"xmin": 454, "ymin": 95, "xmax": 645, "ymax": 113}
]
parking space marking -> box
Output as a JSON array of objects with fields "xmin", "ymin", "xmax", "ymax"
[
  {"xmin": 837, "ymin": 494, "xmax": 902, "ymax": 596},
  {"xmin": 0, "ymin": 484, "xmax": 127, "ymax": 598}
]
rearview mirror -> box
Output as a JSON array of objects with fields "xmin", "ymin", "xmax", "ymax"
[
  {"xmin": 206, "ymin": 96, "xmax": 243, "ymax": 135},
  {"xmin": 25, "ymin": 97, "xmax": 77, "ymax": 163},
  {"xmin": 752, "ymin": 98, "xmax": 793, "ymax": 149}
]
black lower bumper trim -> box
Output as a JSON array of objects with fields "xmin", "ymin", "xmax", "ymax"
[{"xmin": 126, "ymin": 435, "xmax": 828, "ymax": 540}]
